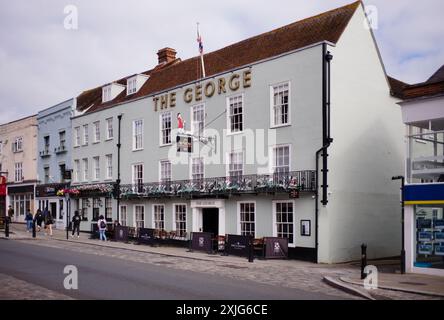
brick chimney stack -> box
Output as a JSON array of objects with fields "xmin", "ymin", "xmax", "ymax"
[{"xmin": 157, "ymin": 47, "xmax": 177, "ymax": 65}]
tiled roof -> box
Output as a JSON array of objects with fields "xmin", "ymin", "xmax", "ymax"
[
  {"xmin": 427, "ymin": 64, "xmax": 444, "ymax": 83},
  {"xmin": 77, "ymin": 1, "xmax": 362, "ymax": 114},
  {"xmin": 387, "ymin": 76, "xmax": 409, "ymax": 99},
  {"xmin": 402, "ymin": 81, "xmax": 444, "ymax": 100}
]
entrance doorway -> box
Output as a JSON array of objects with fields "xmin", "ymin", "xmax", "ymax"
[
  {"xmin": 202, "ymin": 208, "xmax": 219, "ymax": 236},
  {"xmin": 50, "ymin": 202, "xmax": 57, "ymax": 220}
]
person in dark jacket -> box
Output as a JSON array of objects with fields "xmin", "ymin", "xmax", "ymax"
[
  {"xmin": 24, "ymin": 210, "xmax": 33, "ymax": 232},
  {"xmin": 71, "ymin": 211, "xmax": 81, "ymax": 238},
  {"xmin": 43, "ymin": 208, "xmax": 53, "ymax": 236},
  {"xmin": 34, "ymin": 209, "xmax": 43, "ymax": 232}
]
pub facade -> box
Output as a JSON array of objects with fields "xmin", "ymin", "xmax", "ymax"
[{"xmin": 71, "ymin": 1, "xmax": 405, "ymax": 263}]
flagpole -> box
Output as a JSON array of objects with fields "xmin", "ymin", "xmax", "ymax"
[{"xmin": 197, "ymin": 22, "xmax": 206, "ymax": 78}]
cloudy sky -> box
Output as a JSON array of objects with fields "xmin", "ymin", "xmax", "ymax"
[{"xmin": 0, "ymin": 0, "xmax": 442, "ymax": 124}]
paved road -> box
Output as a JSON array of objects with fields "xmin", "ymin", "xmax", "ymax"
[{"xmin": 0, "ymin": 240, "xmax": 347, "ymax": 300}]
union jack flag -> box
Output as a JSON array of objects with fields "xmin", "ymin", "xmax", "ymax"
[{"xmin": 197, "ymin": 29, "xmax": 203, "ymax": 54}]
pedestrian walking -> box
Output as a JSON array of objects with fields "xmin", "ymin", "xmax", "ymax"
[
  {"xmin": 7, "ymin": 205, "xmax": 14, "ymax": 222},
  {"xmin": 34, "ymin": 209, "xmax": 43, "ymax": 232},
  {"xmin": 44, "ymin": 208, "xmax": 54, "ymax": 236},
  {"xmin": 71, "ymin": 210, "xmax": 81, "ymax": 238},
  {"xmin": 25, "ymin": 210, "xmax": 33, "ymax": 232},
  {"xmin": 97, "ymin": 215, "xmax": 107, "ymax": 241}
]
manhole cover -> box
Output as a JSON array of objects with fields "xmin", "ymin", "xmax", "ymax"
[
  {"xmin": 399, "ymin": 281, "xmax": 426, "ymax": 286},
  {"xmin": 220, "ymin": 264, "xmax": 248, "ymax": 269}
]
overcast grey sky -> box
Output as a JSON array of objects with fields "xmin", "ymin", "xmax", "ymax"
[{"xmin": 0, "ymin": 0, "xmax": 442, "ymax": 124}]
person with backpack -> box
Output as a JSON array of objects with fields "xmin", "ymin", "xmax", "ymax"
[
  {"xmin": 97, "ymin": 215, "xmax": 107, "ymax": 241},
  {"xmin": 24, "ymin": 210, "xmax": 33, "ymax": 232},
  {"xmin": 34, "ymin": 209, "xmax": 43, "ymax": 232},
  {"xmin": 71, "ymin": 210, "xmax": 82, "ymax": 238}
]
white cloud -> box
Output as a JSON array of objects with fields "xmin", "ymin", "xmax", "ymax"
[{"xmin": 0, "ymin": 0, "xmax": 442, "ymax": 123}]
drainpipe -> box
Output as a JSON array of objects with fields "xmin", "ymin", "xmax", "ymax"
[
  {"xmin": 315, "ymin": 43, "xmax": 333, "ymax": 263},
  {"xmin": 116, "ymin": 114, "xmax": 123, "ymax": 222}
]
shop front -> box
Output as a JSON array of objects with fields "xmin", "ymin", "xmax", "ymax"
[
  {"xmin": 0, "ymin": 175, "xmax": 7, "ymax": 217},
  {"xmin": 7, "ymin": 184, "xmax": 36, "ymax": 223},
  {"xmin": 35, "ymin": 183, "xmax": 69, "ymax": 229},
  {"xmin": 405, "ymin": 184, "xmax": 444, "ymax": 276}
]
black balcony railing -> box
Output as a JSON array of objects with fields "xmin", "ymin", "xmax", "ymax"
[{"xmin": 120, "ymin": 170, "xmax": 315, "ymax": 199}]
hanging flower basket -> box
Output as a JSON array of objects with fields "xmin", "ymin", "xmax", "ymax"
[{"xmin": 57, "ymin": 189, "xmax": 80, "ymax": 197}]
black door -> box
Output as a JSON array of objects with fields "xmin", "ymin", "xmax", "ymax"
[
  {"xmin": 50, "ymin": 202, "xmax": 57, "ymax": 220},
  {"xmin": 202, "ymin": 208, "xmax": 219, "ymax": 236}
]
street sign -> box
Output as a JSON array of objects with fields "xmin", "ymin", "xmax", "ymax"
[{"xmin": 176, "ymin": 134, "xmax": 192, "ymax": 153}]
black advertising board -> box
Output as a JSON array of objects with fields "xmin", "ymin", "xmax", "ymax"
[
  {"xmin": 226, "ymin": 234, "xmax": 249, "ymax": 257},
  {"xmin": 114, "ymin": 226, "xmax": 129, "ymax": 243},
  {"xmin": 191, "ymin": 232, "xmax": 213, "ymax": 253},
  {"xmin": 264, "ymin": 237, "xmax": 288, "ymax": 259},
  {"xmin": 138, "ymin": 228, "xmax": 155, "ymax": 245}
]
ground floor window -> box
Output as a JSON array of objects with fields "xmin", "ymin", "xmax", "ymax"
[
  {"xmin": 274, "ymin": 201, "xmax": 294, "ymax": 245},
  {"xmin": 120, "ymin": 205, "xmax": 127, "ymax": 226},
  {"xmin": 239, "ymin": 202, "xmax": 255, "ymax": 237},
  {"xmin": 10, "ymin": 193, "xmax": 33, "ymax": 217},
  {"xmin": 105, "ymin": 197, "xmax": 112, "ymax": 221},
  {"xmin": 174, "ymin": 204, "xmax": 186, "ymax": 238},
  {"xmin": 92, "ymin": 198, "xmax": 100, "ymax": 221},
  {"xmin": 414, "ymin": 205, "xmax": 444, "ymax": 270},
  {"xmin": 153, "ymin": 204, "xmax": 165, "ymax": 231},
  {"xmin": 81, "ymin": 198, "xmax": 88, "ymax": 221},
  {"xmin": 135, "ymin": 205, "xmax": 144, "ymax": 229}
]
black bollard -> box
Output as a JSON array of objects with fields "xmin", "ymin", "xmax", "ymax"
[
  {"xmin": 32, "ymin": 220, "xmax": 36, "ymax": 238},
  {"xmin": 5, "ymin": 217, "xmax": 9, "ymax": 238},
  {"xmin": 361, "ymin": 243, "xmax": 367, "ymax": 280},
  {"xmin": 248, "ymin": 235, "xmax": 254, "ymax": 263}
]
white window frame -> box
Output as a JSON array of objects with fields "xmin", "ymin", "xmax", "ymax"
[
  {"xmin": 226, "ymin": 150, "xmax": 244, "ymax": 179},
  {"xmin": 152, "ymin": 204, "xmax": 165, "ymax": 231},
  {"xmin": 105, "ymin": 154, "xmax": 112, "ymax": 180},
  {"xmin": 93, "ymin": 156, "xmax": 100, "ymax": 181},
  {"xmin": 74, "ymin": 127, "xmax": 80, "ymax": 147},
  {"xmin": 272, "ymin": 200, "xmax": 296, "ymax": 247},
  {"xmin": 93, "ymin": 121, "xmax": 100, "ymax": 143},
  {"xmin": 237, "ymin": 201, "xmax": 256, "ymax": 237},
  {"xmin": 14, "ymin": 162, "xmax": 23, "ymax": 182},
  {"xmin": 120, "ymin": 205, "xmax": 127, "ymax": 226},
  {"xmin": 12, "ymin": 137, "xmax": 23, "ymax": 153},
  {"xmin": 106, "ymin": 117, "xmax": 114, "ymax": 140},
  {"xmin": 102, "ymin": 85, "xmax": 112, "ymax": 103},
  {"xmin": 82, "ymin": 158, "xmax": 88, "ymax": 182},
  {"xmin": 127, "ymin": 77, "xmax": 137, "ymax": 95},
  {"xmin": 133, "ymin": 205, "xmax": 145, "ymax": 229},
  {"xmin": 270, "ymin": 144, "xmax": 291, "ymax": 174},
  {"xmin": 160, "ymin": 111, "xmax": 172, "ymax": 146},
  {"xmin": 74, "ymin": 160, "xmax": 80, "ymax": 182},
  {"xmin": 172, "ymin": 203, "xmax": 187, "ymax": 238},
  {"xmin": 83, "ymin": 124, "xmax": 89, "ymax": 145},
  {"xmin": 190, "ymin": 157, "xmax": 204, "ymax": 181},
  {"xmin": 0, "ymin": 141, "xmax": 2, "ymax": 154},
  {"xmin": 132, "ymin": 163, "xmax": 144, "ymax": 192},
  {"xmin": 191, "ymin": 104, "xmax": 205, "ymax": 136},
  {"xmin": 132, "ymin": 119, "xmax": 143, "ymax": 151},
  {"xmin": 270, "ymin": 81, "xmax": 291, "ymax": 128},
  {"xmin": 159, "ymin": 160, "xmax": 172, "ymax": 183},
  {"xmin": 226, "ymin": 94, "xmax": 244, "ymax": 135}
]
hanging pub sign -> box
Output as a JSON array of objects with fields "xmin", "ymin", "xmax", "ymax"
[
  {"xmin": 191, "ymin": 232, "xmax": 213, "ymax": 253},
  {"xmin": 226, "ymin": 234, "xmax": 250, "ymax": 257},
  {"xmin": 176, "ymin": 134, "xmax": 192, "ymax": 153},
  {"xmin": 264, "ymin": 237, "xmax": 288, "ymax": 259},
  {"xmin": 114, "ymin": 226, "xmax": 129, "ymax": 243},
  {"xmin": 289, "ymin": 189, "xmax": 299, "ymax": 199}
]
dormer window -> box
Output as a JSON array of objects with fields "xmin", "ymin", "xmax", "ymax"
[
  {"xmin": 102, "ymin": 85, "xmax": 112, "ymax": 103},
  {"xmin": 126, "ymin": 74, "xmax": 149, "ymax": 96},
  {"xmin": 127, "ymin": 78, "xmax": 137, "ymax": 95},
  {"xmin": 102, "ymin": 83, "xmax": 125, "ymax": 103}
]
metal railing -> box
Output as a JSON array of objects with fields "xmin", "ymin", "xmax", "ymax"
[{"xmin": 120, "ymin": 170, "xmax": 315, "ymax": 199}]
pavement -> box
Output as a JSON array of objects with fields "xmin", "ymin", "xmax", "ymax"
[{"xmin": 1, "ymin": 223, "xmax": 444, "ymax": 300}]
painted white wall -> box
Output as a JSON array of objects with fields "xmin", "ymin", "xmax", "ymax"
[{"xmin": 318, "ymin": 5, "xmax": 405, "ymax": 263}]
